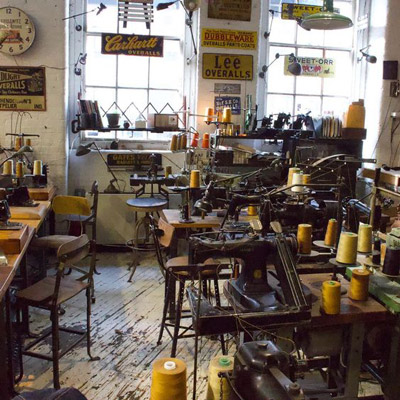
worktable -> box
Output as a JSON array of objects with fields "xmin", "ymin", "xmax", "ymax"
[{"xmin": 28, "ymin": 184, "xmax": 57, "ymax": 201}]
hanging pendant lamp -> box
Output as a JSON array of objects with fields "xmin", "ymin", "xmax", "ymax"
[{"xmin": 301, "ymin": 0, "xmax": 353, "ymax": 30}]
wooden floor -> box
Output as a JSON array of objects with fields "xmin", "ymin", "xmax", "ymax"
[
  {"xmin": 16, "ymin": 252, "xmax": 382, "ymax": 399},
  {"xmin": 16, "ymin": 252, "xmax": 228, "ymax": 400}
]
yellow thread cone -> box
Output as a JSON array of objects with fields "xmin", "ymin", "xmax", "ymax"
[
  {"xmin": 206, "ymin": 356, "xmax": 234, "ymax": 400},
  {"xmin": 3, "ymin": 160, "xmax": 13, "ymax": 175},
  {"xmin": 287, "ymin": 167, "xmax": 300, "ymax": 186},
  {"xmin": 349, "ymin": 269, "xmax": 370, "ymax": 301},
  {"xmin": 33, "ymin": 160, "xmax": 43, "ymax": 176},
  {"xmin": 297, "ymin": 224, "xmax": 312, "ymax": 254},
  {"xmin": 381, "ymin": 243, "xmax": 387, "ymax": 266},
  {"xmin": 324, "ymin": 219, "xmax": 338, "ymax": 247},
  {"xmin": 190, "ymin": 170, "xmax": 200, "ymax": 188},
  {"xmin": 321, "ymin": 280, "xmax": 341, "ymax": 315},
  {"xmin": 302, "ymin": 174, "xmax": 311, "ymax": 185},
  {"xmin": 357, "ymin": 224, "xmax": 373, "ymax": 253},
  {"xmin": 336, "ymin": 232, "xmax": 358, "ymax": 264},
  {"xmin": 16, "ymin": 161, "xmax": 24, "ymax": 178},
  {"xmin": 170, "ymin": 134, "xmax": 178, "ymax": 151},
  {"xmin": 150, "ymin": 358, "xmax": 187, "ymax": 400},
  {"xmin": 248, "ymin": 206, "xmax": 258, "ymax": 216}
]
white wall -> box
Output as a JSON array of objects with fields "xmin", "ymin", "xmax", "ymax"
[{"xmin": 0, "ymin": 0, "xmax": 68, "ymax": 192}]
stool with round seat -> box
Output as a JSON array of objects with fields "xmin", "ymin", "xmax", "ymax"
[{"xmin": 126, "ymin": 197, "xmax": 168, "ymax": 281}]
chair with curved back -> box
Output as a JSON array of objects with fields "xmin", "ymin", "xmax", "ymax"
[
  {"xmin": 16, "ymin": 234, "xmax": 99, "ymax": 389},
  {"xmin": 31, "ymin": 181, "xmax": 99, "ymax": 302}
]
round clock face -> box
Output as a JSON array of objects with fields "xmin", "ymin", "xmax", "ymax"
[{"xmin": 0, "ymin": 7, "xmax": 35, "ymax": 55}]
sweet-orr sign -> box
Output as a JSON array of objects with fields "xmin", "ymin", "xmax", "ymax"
[{"xmin": 101, "ymin": 33, "xmax": 164, "ymax": 57}]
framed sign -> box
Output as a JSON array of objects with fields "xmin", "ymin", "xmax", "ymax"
[
  {"xmin": 107, "ymin": 153, "xmax": 161, "ymax": 168},
  {"xmin": 208, "ymin": 0, "xmax": 252, "ymax": 21},
  {"xmin": 0, "ymin": 66, "xmax": 46, "ymax": 111},
  {"xmin": 214, "ymin": 96, "xmax": 241, "ymax": 115},
  {"xmin": 284, "ymin": 55, "xmax": 335, "ymax": 78},
  {"xmin": 214, "ymin": 83, "xmax": 241, "ymax": 94},
  {"xmin": 203, "ymin": 54, "xmax": 253, "ymax": 81},
  {"xmin": 201, "ymin": 28, "xmax": 257, "ymax": 50},
  {"xmin": 101, "ymin": 33, "xmax": 163, "ymax": 57},
  {"xmin": 281, "ymin": 3, "xmax": 322, "ymax": 20}
]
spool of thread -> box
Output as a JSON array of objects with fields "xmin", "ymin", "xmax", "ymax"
[
  {"xmin": 33, "ymin": 160, "xmax": 43, "ymax": 176},
  {"xmin": 181, "ymin": 134, "xmax": 187, "ymax": 150},
  {"xmin": 291, "ymin": 172, "xmax": 304, "ymax": 193},
  {"xmin": 217, "ymin": 111, "xmax": 223, "ymax": 123},
  {"xmin": 165, "ymin": 166, "xmax": 172, "ymax": 178},
  {"xmin": 222, "ymin": 108, "xmax": 232, "ymax": 123},
  {"xmin": 349, "ymin": 269, "xmax": 370, "ymax": 301},
  {"xmin": 205, "ymin": 107, "xmax": 214, "ymax": 123},
  {"xmin": 321, "ymin": 280, "xmax": 341, "ymax": 315},
  {"xmin": 324, "ymin": 219, "xmax": 338, "ymax": 247},
  {"xmin": 202, "ymin": 133, "xmax": 210, "ymax": 149},
  {"xmin": 382, "ymin": 247, "xmax": 400, "ymax": 276},
  {"xmin": 3, "ymin": 160, "xmax": 13, "ymax": 175},
  {"xmin": 336, "ymin": 232, "xmax": 358, "ymax": 264},
  {"xmin": 297, "ymin": 224, "xmax": 312, "ymax": 254},
  {"xmin": 380, "ymin": 243, "xmax": 387, "ymax": 266},
  {"xmin": 15, "ymin": 137, "xmax": 22, "ymax": 150},
  {"xmin": 190, "ymin": 170, "xmax": 200, "ymax": 189},
  {"xmin": 287, "ymin": 167, "xmax": 300, "ymax": 186},
  {"xmin": 206, "ymin": 356, "xmax": 234, "ymax": 400},
  {"xmin": 170, "ymin": 134, "xmax": 178, "ymax": 151},
  {"xmin": 26, "ymin": 138, "xmax": 32, "ymax": 146},
  {"xmin": 357, "ymin": 223, "xmax": 373, "ymax": 253},
  {"xmin": 16, "ymin": 161, "xmax": 24, "ymax": 178},
  {"xmin": 177, "ymin": 135, "xmax": 182, "ymax": 150},
  {"xmin": 150, "ymin": 358, "xmax": 187, "ymax": 400},
  {"xmin": 191, "ymin": 132, "xmax": 199, "ymax": 148},
  {"xmin": 302, "ymin": 174, "xmax": 311, "ymax": 185},
  {"xmin": 248, "ymin": 206, "xmax": 258, "ymax": 216}
]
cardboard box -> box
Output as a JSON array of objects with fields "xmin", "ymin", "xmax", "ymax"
[{"xmin": 147, "ymin": 113, "xmax": 179, "ymax": 130}]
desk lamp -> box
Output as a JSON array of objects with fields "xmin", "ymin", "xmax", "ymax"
[
  {"xmin": 0, "ymin": 145, "xmax": 33, "ymax": 169},
  {"xmin": 76, "ymin": 142, "xmax": 120, "ymax": 193},
  {"xmin": 259, "ymin": 53, "xmax": 302, "ymax": 79},
  {"xmin": 301, "ymin": 0, "xmax": 353, "ymax": 30}
]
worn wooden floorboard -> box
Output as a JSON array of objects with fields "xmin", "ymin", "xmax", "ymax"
[{"xmin": 16, "ymin": 253, "xmax": 231, "ymax": 400}]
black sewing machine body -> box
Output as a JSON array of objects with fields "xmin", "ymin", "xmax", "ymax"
[{"xmin": 189, "ymin": 233, "xmax": 310, "ymax": 318}]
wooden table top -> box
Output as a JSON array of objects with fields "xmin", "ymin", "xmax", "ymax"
[
  {"xmin": 161, "ymin": 209, "xmax": 256, "ymax": 229},
  {"xmin": 10, "ymin": 201, "xmax": 51, "ymax": 220},
  {"xmin": 301, "ymin": 273, "xmax": 389, "ymax": 327},
  {"xmin": 0, "ymin": 226, "xmax": 35, "ymax": 300},
  {"xmin": 28, "ymin": 184, "xmax": 57, "ymax": 201}
]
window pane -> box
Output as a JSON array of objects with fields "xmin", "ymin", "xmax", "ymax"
[
  {"xmin": 322, "ymin": 96, "xmax": 348, "ymax": 116},
  {"xmin": 268, "ymin": 17, "xmax": 296, "ymax": 44},
  {"xmin": 295, "ymin": 95, "xmax": 321, "ymax": 117},
  {"xmin": 118, "ymin": 55, "xmax": 149, "ymax": 88},
  {"xmin": 151, "ymin": 1, "xmax": 185, "ymax": 37},
  {"xmin": 86, "ymin": 36, "xmax": 117, "ymax": 87},
  {"xmin": 296, "ymin": 48, "xmax": 323, "ymax": 95},
  {"xmin": 267, "ymin": 46, "xmax": 295, "ymax": 94},
  {"xmin": 150, "ymin": 40, "xmax": 183, "ymax": 90},
  {"xmin": 324, "ymin": 1, "xmax": 354, "ymax": 48},
  {"xmin": 117, "ymin": 88, "xmax": 148, "ymax": 124},
  {"xmin": 266, "ymin": 94, "xmax": 294, "ymax": 117},
  {"xmin": 87, "ymin": 0, "xmax": 117, "ymax": 33},
  {"xmin": 323, "ymin": 50, "xmax": 352, "ymax": 97},
  {"xmin": 148, "ymin": 90, "xmax": 182, "ymax": 115}
]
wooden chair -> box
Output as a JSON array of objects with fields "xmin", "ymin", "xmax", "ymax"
[
  {"xmin": 31, "ymin": 182, "xmax": 99, "ymax": 302},
  {"xmin": 16, "ymin": 234, "xmax": 99, "ymax": 390},
  {"xmin": 150, "ymin": 216, "xmax": 229, "ymax": 357}
]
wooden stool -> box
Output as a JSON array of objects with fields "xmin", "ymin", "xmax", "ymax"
[{"xmin": 126, "ymin": 197, "xmax": 168, "ymax": 281}]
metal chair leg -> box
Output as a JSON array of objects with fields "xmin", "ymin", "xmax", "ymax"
[
  {"xmin": 214, "ymin": 278, "xmax": 226, "ymax": 355},
  {"xmin": 157, "ymin": 273, "xmax": 171, "ymax": 345},
  {"xmin": 193, "ymin": 331, "xmax": 199, "ymax": 400},
  {"xmin": 86, "ymin": 288, "xmax": 100, "ymax": 361},
  {"xmin": 171, "ymin": 281, "xmax": 184, "ymax": 358},
  {"xmin": 51, "ymin": 307, "xmax": 60, "ymax": 390}
]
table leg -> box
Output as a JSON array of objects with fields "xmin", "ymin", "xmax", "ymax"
[
  {"xmin": 0, "ymin": 292, "xmax": 14, "ymax": 400},
  {"xmin": 383, "ymin": 319, "xmax": 400, "ymax": 400},
  {"xmin": 343, "ymin": 322, "xmax": 365, "ymax": 400},
  {"xmin": 49, "ymin": 208, "xmax": 56, "ymax": 235}
]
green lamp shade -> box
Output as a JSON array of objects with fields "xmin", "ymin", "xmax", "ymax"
[{"xmin": 301, "ymin": 11, "xmax": 353, "ymax": 30}]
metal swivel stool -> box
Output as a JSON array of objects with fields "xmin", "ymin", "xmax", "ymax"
[{"xmin": 126, "ymin": 197, "xmax": 168, "ymax": 281}]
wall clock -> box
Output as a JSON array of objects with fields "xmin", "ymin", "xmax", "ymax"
[{"xmin": 0, "ymin": 7, "xmax": 36, "ymax": 55}]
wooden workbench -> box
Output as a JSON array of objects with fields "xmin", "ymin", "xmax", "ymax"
[{"xmin": 161, "ymin": 209, "xmax": 255, "ymax": 229}]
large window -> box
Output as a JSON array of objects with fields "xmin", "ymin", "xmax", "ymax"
[
  {"xmin": 82, "ymin": 0, "xmax": 185, "ymax": 141},
  {"xmin": 263, "ymin": 0, "xmax": 356, "ymax": 119}
]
